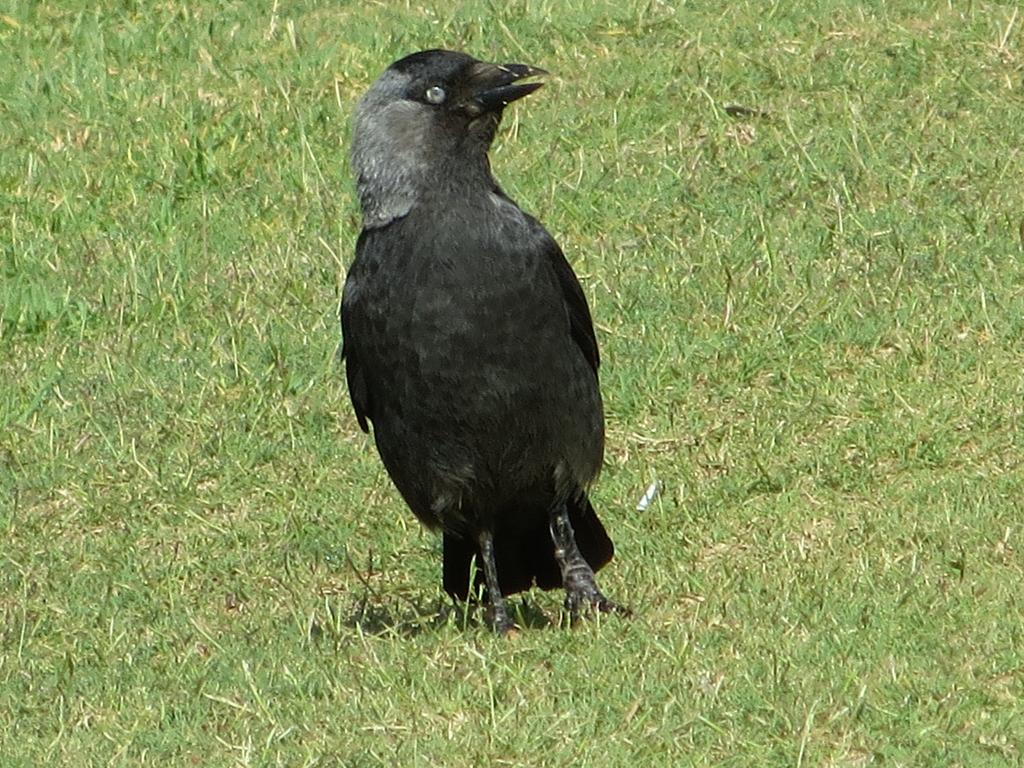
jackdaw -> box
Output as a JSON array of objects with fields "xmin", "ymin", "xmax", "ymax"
[{"xmin": 340, "ymin": 49, "xmax": 625, "ymax": 633}]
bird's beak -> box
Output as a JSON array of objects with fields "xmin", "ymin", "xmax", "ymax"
[{"xmin": 467, "ymin": 61, "xmax": 548, "ymax": 115}]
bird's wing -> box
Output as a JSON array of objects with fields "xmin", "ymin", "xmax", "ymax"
[
  {"xmin": 548, "ymin": 239, "xmax": 601, "ymax": 374},
  {"xmin": 496, "ymin": 186, "xmax": 601, "ymax": 374},
  {"xmin": 339, "ymin": 233, "xmax": 372, "ymax": 433}
]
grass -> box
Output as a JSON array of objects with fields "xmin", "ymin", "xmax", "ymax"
[{"xmin": 2, "ymin": 0, "xmax": 1023, "ymax": 765}]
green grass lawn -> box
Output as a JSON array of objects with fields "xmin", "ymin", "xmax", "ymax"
[{"xmin": 3, "ymin": 1, "xmax": 1023, "ymax": 765}]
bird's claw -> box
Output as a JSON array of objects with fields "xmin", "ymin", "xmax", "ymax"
[{"xmin": 564, "ymin": 589, "xmax": 631, "ymax": 619}]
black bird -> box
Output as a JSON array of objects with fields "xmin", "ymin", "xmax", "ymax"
[{"xmin": 340, "ymin": 49, "xmax": 624, "ymax": 633}]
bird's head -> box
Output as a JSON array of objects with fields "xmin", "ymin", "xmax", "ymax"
[{"xmin": 350, "ymin": 49, "xmax": 547, "ymax": 229}]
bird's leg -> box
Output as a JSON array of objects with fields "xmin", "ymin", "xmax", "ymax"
[
  {"xmin": 477, "ymin": 529, "xmax": 515, "ymax": 635},
  {"xmin": 549, "ymin": 504, "xmax": 623, "ymax": 616}
]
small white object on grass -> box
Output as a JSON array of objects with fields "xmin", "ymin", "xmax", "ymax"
[{"xmin": 636, "ymin": 480, "xmax": 660, "ymax": 512}]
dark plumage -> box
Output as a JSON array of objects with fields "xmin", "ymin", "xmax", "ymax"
[{"xmin": 340, "ymin": 49, "xmax": 625, "ymax": 632}]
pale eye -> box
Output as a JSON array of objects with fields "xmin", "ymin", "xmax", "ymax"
[{"xmin": 425, "ymin": 85, "xmax": 446, "ymax": 105}]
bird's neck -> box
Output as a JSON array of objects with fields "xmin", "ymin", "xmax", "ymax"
[{"xmin": 357, "ymin": 152, "xmax": 495, "ymax": 229}]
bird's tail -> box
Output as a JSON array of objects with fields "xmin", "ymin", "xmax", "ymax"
[{"xmin": 442, "ymin": 493, "xmax": 615, "ymax": 600}]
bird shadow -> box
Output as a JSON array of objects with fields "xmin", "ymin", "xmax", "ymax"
[
  {"xmin": 327, "ymin": 548, "xmax": 559, "ymax": 637},
  {"xmin": 338, "ymin": 589, "xmax": 557, "ymax": 637}
]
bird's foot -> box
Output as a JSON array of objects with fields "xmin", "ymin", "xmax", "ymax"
[
  {"xmin": 477, "ymin": 529, "xmax": 520, "ymax": 635},
  {"xmin": 563, "ymin": 564, "xmax": 631, "ymax": 618},
  {"xmin": 550, "ymin": 502, "xmax": 628, "ymax": 621},
  {"xmin": 486, "ymin": 603, "xmax": 518, "ymax": 636},
  {"xmin": 564, "ymin": 587, "xmax": 630, "ymax": 617}
]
